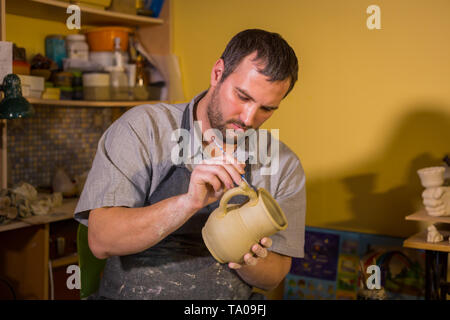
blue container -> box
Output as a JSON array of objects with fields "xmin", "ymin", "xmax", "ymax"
[
  {"xmin": 146, "ymin": 0, "xmax": 165, "ymax": 18},
  {"xmin": 45, "ymin": 35, "xmax": 67, "ymax": 70}
]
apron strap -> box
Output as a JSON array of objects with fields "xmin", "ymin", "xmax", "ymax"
[
  {"xmin": 181, "ymin": 104, "xmax": 191, "ymax": 131},
  {"xmin": 176, "ymin": 105, "xmax": 192, "ymax": 162}
]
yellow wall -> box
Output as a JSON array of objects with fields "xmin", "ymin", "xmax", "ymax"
[
  {"xmin": 6, "ymin": 13, "xmax": 79, "ymax": 61},
  {"xmin": 173, "ymin": 0, "xmax": 450, "ymax": 238}
]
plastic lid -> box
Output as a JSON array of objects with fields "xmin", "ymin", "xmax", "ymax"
[
  {"xmin": 82, "ymin": 73, "xmax": 110, "ymax": 86},
  {"xmin": 66, "ymin": 34, "xmax": 86, "ymax": 41},
  {"xmin": 105, "ymin": 65, "xmax": 125, "ymax": 72},
  {"xmin": 83, "ymin": 26, "xmax": 134, "ymax": 34}
]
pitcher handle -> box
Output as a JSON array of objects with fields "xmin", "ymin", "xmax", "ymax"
[{"xmin": 219, "ymin": 181, "xmax": 258, "ymax": 215}]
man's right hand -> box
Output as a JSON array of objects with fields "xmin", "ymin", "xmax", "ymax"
[{"xmin": 185, "ymin": 154, "xmax": 246, "ymax": 211}]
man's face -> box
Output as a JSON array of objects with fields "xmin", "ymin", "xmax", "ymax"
[{"xmin": 206, "ymin": 52, "xmax": 291, "ymax": 143}]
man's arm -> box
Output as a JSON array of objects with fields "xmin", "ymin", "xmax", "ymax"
[
  {"xmin": 88, "ymin": 194, "xmax": 197, "ymax": 259},
  {"xmin": 88, "ymin": 156, "xmax": 245, "ymax": 260}
]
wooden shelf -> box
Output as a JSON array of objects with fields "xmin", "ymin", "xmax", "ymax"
[
  {"xmin": 6, "ymin": 0, "xmax": 163, "ymax": 27},
  {"xmin": 403, "ymin": 230, "xmax": 450, "ymax": 252},
  {"xmin": 0, "ymin": 197, "xmax": 79, "ymax": 233},
  {"xmin": 405, "ymin": 209, "xmax": 450, "ymax": 224},
  {"xmin": 28, "ymin": 98, "xmax": 164, "ymax": 107},
  {"xmin": 51, "ymin": 253, "xmax": 78, "ymax": 268},
  {"xmin": 0, "ymin": 0, "xmax": 172, "ymax": 300}
]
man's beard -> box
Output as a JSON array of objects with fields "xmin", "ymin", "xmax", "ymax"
[{"xmin": 206, "ymin": 84, "xmax": 252, "ymax": 144}]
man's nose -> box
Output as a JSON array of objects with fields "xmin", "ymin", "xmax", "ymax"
[{"xmin": 240, "ymin": 104, "xmax": 258, "ymax": 128}]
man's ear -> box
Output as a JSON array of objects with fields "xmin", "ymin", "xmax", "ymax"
[{"xmin": 210, "ymin": 59, "xmax": 225, "ymax": 87}]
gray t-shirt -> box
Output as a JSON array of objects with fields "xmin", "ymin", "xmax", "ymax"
[{"xmin": 74, "ymin": 91, "xmax": 306, "ymax": 258}]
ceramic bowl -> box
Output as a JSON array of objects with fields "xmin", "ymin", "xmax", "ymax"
[{"xmin": 417, "ymin": 166, "xmax": 445, "ymax": 188}]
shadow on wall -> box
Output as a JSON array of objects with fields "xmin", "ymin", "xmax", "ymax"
[{"xmin": 314, "ymin": 105, "xmax": 450, "ymax": 238}]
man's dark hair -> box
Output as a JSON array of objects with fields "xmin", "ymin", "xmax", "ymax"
[{"xmin": 220, "ymin": 29, "xmax": 299, "ymax": 97}]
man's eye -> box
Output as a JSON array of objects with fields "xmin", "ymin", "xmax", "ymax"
[
  {"xmin": 238, "ymin": 94, "xmax": 250, "ymax": 102},
  {"xmin": 261, "ymin": 107, "xmax": 274, "ymax": 112}
]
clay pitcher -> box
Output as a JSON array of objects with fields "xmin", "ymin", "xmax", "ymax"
[{"xmin": 202, "ymin": 182, "xmax": 288, "ymax": 264}]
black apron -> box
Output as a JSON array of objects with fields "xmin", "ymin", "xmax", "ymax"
[{"xmin": 95, "ymin": 105, "xmax": 262, "ymax": 300}]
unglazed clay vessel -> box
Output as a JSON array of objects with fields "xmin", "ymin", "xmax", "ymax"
[
  {"xmin": 417, "ymin": 166, "xmax": 445, "ymax": 188},
  {"xmin": 427, "ymin": 224, "xmax": 443, "ymax": 243},
  {"xmin": 202, "ymin": 182, "xmax": 288, "ymax": 264},
  {"xmin": 422, "ymin": 186, "xmax": 450, "ymax": 216}
]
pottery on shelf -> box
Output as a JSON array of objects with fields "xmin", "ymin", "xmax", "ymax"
[
  {"xmin": 422, "ymin": 186, "xmax": 450, "ymax": 217},
  {"xmin": 202, "ymin": 182, "xmax": 288, "ymax": 264},
  {"xmin": 417, "ymin": 166, "xmax": 445, "ymax": 188},
  {"xmin": 427, "ymin": 224, "xmax": 444, "ymax": 243}
]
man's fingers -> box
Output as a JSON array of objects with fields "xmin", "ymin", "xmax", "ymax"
[
  {"xmin": 209, "ymin": 175, "xmax": 223, "ymax": 193},
  {"xmin": 227, "ymin": 239, "xmax": 273, "ymax": 270},
  {"xmin": 260, "ymin": 237, "xmax": 272, "ymax": 249},
  {"xmin": 195, "ymin": 172, "xmax": 224, "ymax": 193},
  {"xmin": 222, "ymin": 152, "xmax": 246, "ymax": 170},
  {"xmin": 228, "ymin": 262, "xmax": 241, "ymax": 269},
  {"xmin": 200, "ymin": 160, "xmax": 244, "ymax": 187},
  {"xmin": 203, "ymin": 154, "xmax": 245, "ymax": 174},
  {"xmin": 203, "ymin": 154, "xmax": 245, "ymax": 169},
  {"xmin": 222, "ymin": 163, "xmax": 244, "ymax": 186},
  {"xmin": 207, "ymin": 165, "xmax": 235, "ymax": 190},
  {"xmin": 196, "ymin": 165, "xmax": 234, "ymax": 190},
  {"xmin": 252, "ymin": 244, "xmax": 267, "ymax": 258},
  {"xmin": 243, "ymin": 253, "xmax": 257, "ymax": 266}
]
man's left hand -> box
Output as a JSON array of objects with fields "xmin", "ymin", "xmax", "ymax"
[{"xmin": 228, "ymin": 237, "xmax": 273, "ymax": 269}]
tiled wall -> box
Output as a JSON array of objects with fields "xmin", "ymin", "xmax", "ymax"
[{"xmin": 7, "ymin": 105, "xmax": 126, "ymax": 189}]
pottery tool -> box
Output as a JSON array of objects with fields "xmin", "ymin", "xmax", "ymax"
[{"xmin": 210, "ymin": 136, "xmax": 256, "ymax": 191}]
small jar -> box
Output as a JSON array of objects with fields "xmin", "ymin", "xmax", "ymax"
[
  {"xmin": 83, "ymin": 73, "xmax": 111, "ymax": 101},
  {"xmin": 45, "ymin": 35, "xmax": 67, "ymax": 69},
  {"xmin": 66, "ymin": 34, "xmax": 89, "ymax": 61},
  {"xmin": 105, "ymin": 66, "xmax": 129, "ymax": 101}
]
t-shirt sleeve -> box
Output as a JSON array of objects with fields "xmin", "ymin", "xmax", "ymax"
[
  {"xmin": 269, "ymin": 156, "xmax": 306, "ymax": 259},
  {"xmin": 74, "ymin": 116, "xmax": 152, "ymax": 226}
]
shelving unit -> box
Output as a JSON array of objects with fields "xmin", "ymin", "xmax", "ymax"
[
  {"xmin": 405, "ymin": 209, "xmax": 450, "ymax": 224},
  {"xmin": 0, "ymin": 197, "xmax": 78, "ymax": 233},
  {"xmin": 0, "ymin": 196, "xmax": 79, "ymax": 299},
  {"xmin": 28, "ymin": 97, "xmax": 164, "ymax": 107},
  {"xmin": 0, "ymin": 0, "xmax": 172, "ymax": 187},
  {"xmin": 404, "ymin": 209, "xmax": 450, "ymax": 300},
  {"xmin": 404, "ymin": 230, "xmax": 450, "ymax": 252},
  {"xmin": 0, "ymin": 0, "xmax": 173, "ymax": 299},
  {"xmin": 5, "ymin": 0, "xmax": 171, "ymax": 110},
  {"xmin": 404, "ymin": 209, "xmax": 450, "ymax": 252},
  {"xmin": 6, "ymin": 0, "xmax": 164, "ymax": 26},
  {"xmin": 51, "ymin": 253, "xmax": 78, "ymax": 268},
  {"xmin": 4, "ymin": 0, "xmax": 172, "ymax": 55}
]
